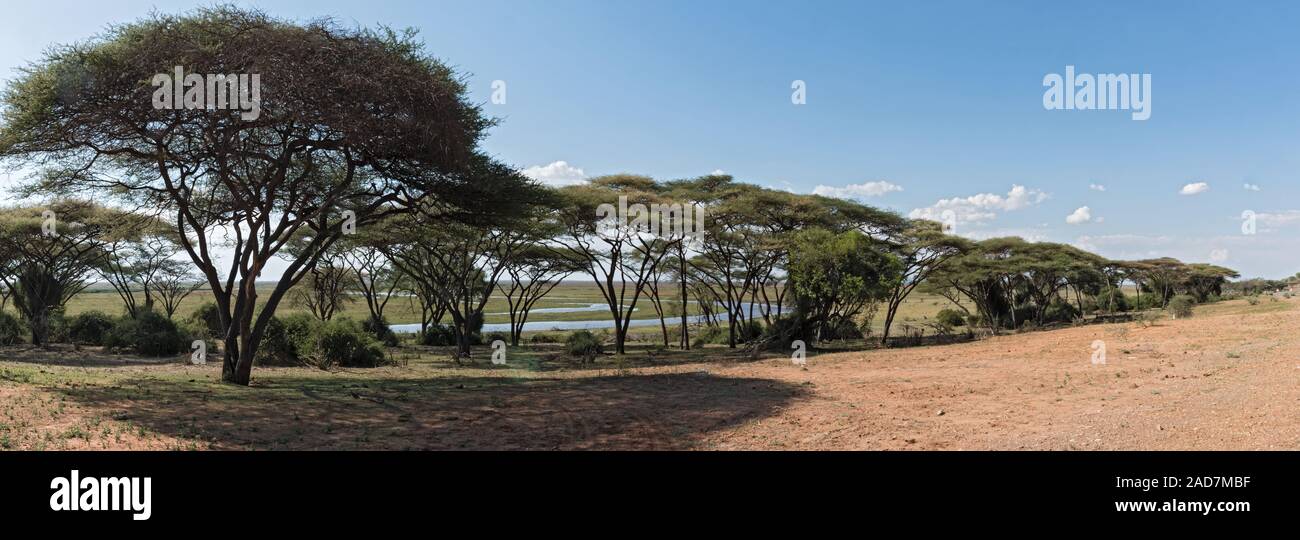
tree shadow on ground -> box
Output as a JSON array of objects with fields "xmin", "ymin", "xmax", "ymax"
[
  {"xmin": 49, "ymin": 371, "xmax": 808, "ymax": 450},
  {"xmin": 0, "ymin": 344, "xmax": 180, "ymax": 367}
]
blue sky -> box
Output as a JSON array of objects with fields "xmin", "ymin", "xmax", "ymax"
[{"xmin": 3, "ymin": 1, "xmax": 1300, "ymax": 278}]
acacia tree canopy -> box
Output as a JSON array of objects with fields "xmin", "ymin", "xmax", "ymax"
[{"xmin": 0, "ymin": 7, "xmax": 523, "ymax": 384}]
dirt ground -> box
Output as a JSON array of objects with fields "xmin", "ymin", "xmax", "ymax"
[{"xmin": 1, "ymin": 296, "xmax": 1297, "ymax": 450}]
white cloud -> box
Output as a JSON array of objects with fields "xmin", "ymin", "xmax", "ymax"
[
  {"xmin": 1089, "ymin": 183, "xmax": 1106, "ymax": 192},
  {"xmin": 1065, "ymin": 206, "xmax": 1093, "ymax": 225},
  {"xmin": 710, "ymin": 169, "xmax": 727, "ymax": 176},
  {"xmin": 908, "ymin": 184, "xmax": 1048, "ymax": 224},
  {"xmin": 1254, "ymin": 210, "xmax": 1300, "ymax": 228},
  {"xmin": 1243, "ymin": 183, "xmax": 1261, "ymax": 191},
  {"xmin": 1179, "ymin": 182, "xmax": 1209, "ymax": 195},
  {"xmin": 522, "ymin": 160, "xmax": 587, "ymax": 187},
  {"xmin": 813, "ymin": 180, "xmax": 904, "ymax": 200}
]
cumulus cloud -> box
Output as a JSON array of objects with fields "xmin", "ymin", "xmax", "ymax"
[
  {"xmin": 1065, "ymin": 206, "xmax": 1093, "ymax": 225},
  {"xmin": 1179, "ymin": 182, "xmax": 1209, "ymax": 195},
  {"xmin": 1243, "ymin": 183, "xmax": 1261, "ymax": 191},
  {"xmin": 710, "ymin": 169, "xmax": 727, "ymax": 176},
  {"xmin": 908, "ymin": 184, "xmax": 1048, "ymax": 224},
  {"xmin": 1089, "ymin": 183, "xmax": 1106, "ymax": 192},
  {"xmin": 813, "ymin": 180, "xmax": 904, "ymax": 200},
  {"xmin": 521, "ymin": 160, "xmax": 588, "ymax": 186}
]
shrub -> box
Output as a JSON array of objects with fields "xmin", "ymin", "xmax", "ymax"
[
  {"xmin": 254, "ymin": 316, "xmax": 299, "ymax": 366},
  {"xmin": 310, "ymin": 319, "xmax": 386, "ymax": 368},
  {"xmin": 1130, "ymin": 294, "xmax": 1165, "ymax": 311},
  {"xmin": 104, "ymin": 311, "xmax": 190, "ymax": 356},
  {"xmin": 0, "ymin": 311, "xmax": 23, "ymax": 345},
  {"xmin": 420, "ymin": 324, "xmax": 456, "ymax": 346},
  {"xmin": 565, "ymin": 330, "xmax": 603, "ymax": 359},
  {"xmin": 1167, "ymin": 295, "xmax": 1196, "ymax": 319},
  {"xmin": 68, "ymin": 311, "xmax": 116, "ymax": 345},
  {"xmin": 1246, "ymin": 296, "xmax": 1261, "ymax": 306},
  {"xmin": 1043, "ymin": 301, "xmax": 1080, "ymax": 324},
  {"xmin": 484, "ymin": 331, "xmax": 509, "ymax": 345},
  {"xmin": 189, "ymin": 302, "xmax": 223, "ymax": 339},
  {"xmin": 528, "ymin": 333, "xmax": 559, "ymax": 344},
  {"xmin": 691, "ymin": 325, "xmax": 727, "ymax": 348},
  {"xmin": 935, "ymin": 309, "xmax": 966, "ymax": 328},
  {"xmin": 361, "ymin": 316, "xmax": 399, "ymax": 347},
  {"xmin": 1096, "ymin": 289, "xmax": 1131, "ymax": 312}
]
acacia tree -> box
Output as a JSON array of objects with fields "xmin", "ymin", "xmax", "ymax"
[
  {"xmin": 153, "ymin": 259, "xmax": 204, "ymax": 318},
  {"xmin": 291, "ymin": 256, "xmax": 354, "ymax": 321},
  {"xmin": 878, "ymin": 220, "xmax": 967, "ymax": 346},
  {"xmin": 384, "ymin": 176, "xmax": 547, "ymax": 357},
  {"xmin": 497, "ymin": 244, "xmax": 581, "ymax": 346},
  {"xmin": 786, "ymin": 228, "xmax": 900, "ymax": 343},
  {"xmin": 99, "ymin": 220, "xmax": 183, "ymax": 318},
  {"xmin": 0, "ymin": 202, "xmax": 118, "ymax": 345},
  {"xmin": 338, "ymin": 238, "xmax": 406, "ymax": 327},
  {"xmin": 1181, "ymin": 264, "xmax": 1239, "ymax": 302},
  {"xmin": 553, "ymin": 176, "xmax": 685, "ymax": 354},
  {"xmin": 0, "ymin": 8, "xmax": 517, "ymax": 384}
]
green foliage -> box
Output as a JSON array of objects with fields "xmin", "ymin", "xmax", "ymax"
[
  {"xmin": 935, "ymin": 309, "xmax": 966, "ymax": 328},
  {"xmin": 312, "ymin": 319, "xmax": 387, "ymax": 368},
  {"xmin": 528, "ymin": 333, "xmax": 559, "ymax": 344},
  {"xmin": 67, "ymin": 310, "xmax": 115, "ymax": 345},
  {"xmin": 361, "ymin": 316, "xmax": 399, "ymax": 347},
  {"xmin": 1167, "ymin": 295, "xmax": 1196, "ymax": 319},
  {"xmin": 189, "ymin": 302, "xmax": 223, "ymax": 339},
  {"xmin": 565, "ymin": 330, "xmax": 604, "ymax": 358},
  {"xmin": 420, "ymin": 324, "xmax": 456, "ymax": 346},
  {"xmin": 484, "ymin": 331, "xmax": 509, "ymax": 345},
  {"xmin": 0, "ymin": 311, "xmax": 23, "ymax": 345},
  {"xmin": 1043, "ymin": 301, "xmax": 1080, "ymax": 324},
  {"xmin": 104, "ymin": 311, "xmax": 189, "ymax": 356},
  {"xmin": 787, "ymin": 228, "xmax": 900, "ymax": 342}
]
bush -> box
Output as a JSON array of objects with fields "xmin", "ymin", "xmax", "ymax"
[
  {"xmin": 311, "ymin": 319, "xmax": 387, "ymax": 368},
  {"xmin": 0, "ymin": 311, "xmax": 23, "ymax": 345},
  {"xmin": 1043, "ymin": 301, "xmax": 1080, "ymax": 324},
  {"xmin": 254, "ymin": 316, "xmax": 299, "ymax": 366},
  {"xmin": 483, "ymin": 331, "xmax": 509, "ymax": 345},
  {"xmin": 565, "ymin": 330, "xmax": 603, "ymax": 359},
  {"xmin": 189, "ymin": 302, "xmax": 223, "ymax": 339},
  {"xmin": 823, "ymin": 318, "xmax": 863, "ymax": 340},
  {"xmin": 691, "ymin": 325, "xmax": 727, "ymax": 347},
  {"xmin": 1247, "ymin": 296, "xmax": 1261, "ymax": 306},
  {"xmin": 420, "ymin": 324, "xmax": 456, "ymax": 346},
  {"xmin": 68, "ymin": 311, "xmax": 116, "ymax": 345},
  {"xmin": 529, "ymin": 333, "xmax": 559, "ymax": 344},
  {"xmin": 1167, "ymin": 295, "xmax": 1196, "ymax": 319},
  {"xmin": 104, "ymin": 311, "xmax": 190, "ymax": 357},
  {"xmin": 1130, "ymin": 294, "xmax": 1165, "ymax": 311},
  {"xmin": 935, "ymin": 309, "xmax": 966, "ymax": 328},
  {"xmin": 1096, "ymin": 289, "xmax": 1131, "ymax": 312},
  {"xmin": 361, "ymin": 316, "xmax": 399, "ymax": 347}
]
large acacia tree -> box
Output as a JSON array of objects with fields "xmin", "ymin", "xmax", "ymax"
[{"xmin": 0, "ymin": 7, "xmax": 519, "ymax": 384}]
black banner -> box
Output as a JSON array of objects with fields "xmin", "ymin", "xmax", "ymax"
[{"xmin": 0, "ymin": 451, "xmax": 1288, "ymax": 528}]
